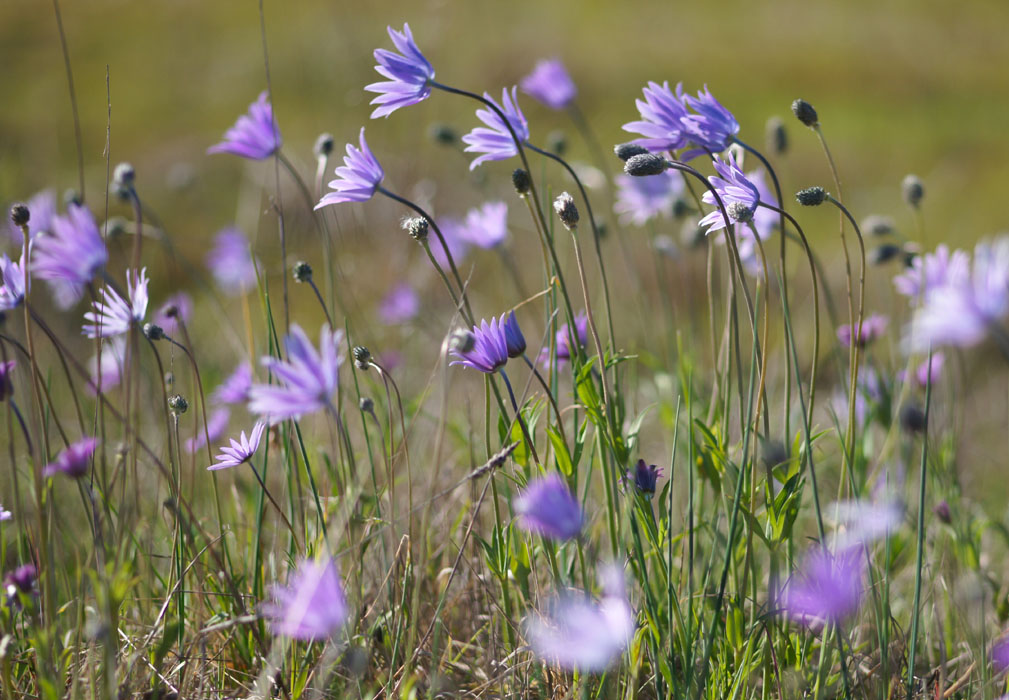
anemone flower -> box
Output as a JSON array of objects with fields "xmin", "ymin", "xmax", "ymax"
[
  {"xmin": 514, "ymin": 473, "xmax": 584, "ymax": 541},
  {"xmin": 681, "ymin": 85, "xmax": 739, "ymax": 154},
  {"xmin": 212, "ymin": 363, "xmax": 253, "ymax": 404},
  {"xmin": 622, "ymin": 81, "xmax": 690, "ymax": 153},
  {"xmin": 208, "ymin": 92, "xmax": 281, "ymax": 160},
  {"xmin": 520, "ymin": 58, "xmax": 577, "ymax": 111},
  {"xmin": 315, "ymin": 129, "xmax": 385, "ymax": 208},
  {"xmin": 697, "ymin": 156, "xmax": 760, "ymax": 234},
  {"xmin": 378, "ymin": 283, "xmax": 419, "ymax": 325},
  {"xmin": 837, "ymin": 313, "xmax": 889, "ymax": 348},
  {"xmin": 461, "ymin": 87, "xmax": 529, "ymax": 170},
  {"xmin": 82, "ymin": 268, "xmax": 149, "ymax": 339},
  {"xmin": 449, "ymin": 314, "xmax": 515, "ymax": 374},
  {"xmin": 262, "ymin": 557, "xmax": 348, "ymax": 640},
  {"xmin": 626, "ymin": 459, "xmax": 662, "ymax": 497},
  {"xmin": 365, "ymin": 23, "xmax": 435, "ymax": 119},
  {"xmin": 32, "ymin": 203, "xmax": 108, "ymax": 309},
  {"xmin": 88, "ymin": 336, "xmax": 126, "ymax": 394},
  {"xmin": 207, "ymin": 421, "xmax": 266, "ymax": 471},
  {"xmin": 539, "ymin": 312, "xmax": 589, "ymax": 368}
]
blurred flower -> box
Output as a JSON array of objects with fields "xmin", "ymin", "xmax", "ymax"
[
  {"xmin": 613, "ymin": 170, "xmax": 684, "ymax": 227},
  {"xmin": 992, "ymin": 635, "xmax": 1009, "ymax": 672},
  {"xmin": 681, "ymin": 85, "xmax": 739, "ymax": 155},
  {"xmin": 933, "ymin": 499, "xmax": 951, "ymax": 524},
  {"xmin": 33, "ymin": 203, "xmax": 108, "ymax": 309},
  {"xmin": 263, "ymin": 557, "xmax": 348, "ymax": 640},
  {"xmin": 698, "ymin": 156, "xmax": 760, "ymax": 234},
  {"xmin": 212, "ymin": 363, "xmax": 253, "ymax": 404},
  {"xmin": 831, "ymin": 365, "xmax": 884, "ymax": 428},
  {"xmin": 428, "ymin": 216, "xmax": 470, "ymax": 270},
  {"xmin": 88, "ymin": 336, "xmax": 127, "ymax": 393},
  {"xmin": 520, "ymin": 58, "xmax": 577, "ymax": 111},
  {"xmin": 837, "ymin": 313, "xmax": 889, "ymax": 348},
  {"xmin": 378, "ymin": 283, "xmax": 419, "ymax": 324},
  {"xmin": 316, "ymin": 129, "xmax": 385, "ymax": 208},
  {"xmin": 782, "ymin": 547, "xmax": 863, "ymax": 626},
  {"xmin": 0, "ymin": 361, "xmax": 13, "ymax": 402},
  {"xmin": 83, "ymin": 268, "xmax": 149, "ymax": 339},
  {"xmin": 626, "ymin": 459, "xmax": 662, "ymax": 497},
  {"xmin": 893, "ymin": 244, "xmax": 967, "ymax": 301},
  {"xmin": 208, "ymin": 92, "xmax": 281, "ymax": 160},
  {"xmin": 539, "ymin": 312, "xmax": 589, "ymax": 368},
  {"xmin": 7, "ymin": 189, "xmax": 56, "ymax": 243},
  {"xmin": 42, "ymin": 437, "xmax": 98, "ymax": 479},
  {"xmin": 153, "ymin": 292, "xmax": 193, "ymax": 336},
  {"xmin": 900, "ymin": 352, "xmax": 944, "ymax": 389},
  {"xmin": 185, "ymin": 407, "xmax": 230, "ymax": 454},
  {"xmin": 503, "ymin": 311, "xmax": 526, "ymax": 358},
  {"xmin": 365, "ymin": 23, "xmax": 435, "ymax": 119},
  {"xmin": 248, "ymin": 324, "xmax": 344, "ymax": 423},
  {"xmin": 0, "ymin": 250, "xmax": 27, "ymax": 311},
  {"xmin": 449, "ymin": 314, "xmax": 514, "ymax": 374},
  {"xmin": 0, "ymin": 505, "xmax": 10, "ymax": 522},
  {"xmin": 206, "ymin": 227, "xmax": 259, "ymax": 296},
  {"xmin": 747, "ymin": 168, "xmax": 779, "ymax": 239},
  {"xmin": 5, "ymin": 564, "xmax": 37, "ymax": 603},
  {"xmin": 514, "ymin": 473, "xmax": 584, "ymax": 540},
  {"xmin": 207, "ymin": 421, "xmax": 266, "ymax": 471},
  {"xmin": 461, "ymin": 201, "xmax": 509, "ymax": 249},
  {"xmin": 829, "ymin": 498, "xmax": 903, "ymax": 549},
  {"xmin": 461, "ymin": 87, "xmax": 529, "ymax": 170},
  {"xmin": 622, "ymin": 81, "xmax": 690, "ymax": 153}
]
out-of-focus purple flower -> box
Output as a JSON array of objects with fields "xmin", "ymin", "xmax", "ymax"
[
  {"xmin": 263, "ymin": 557, "xmax": 348, "ymax": 640},
  {"xmin": 698, "ymin": 156, "xmax": 760, "ymax": 234},
  {"xmin": 32, "ymin": 204, "xmax": 108, "ymax": 309},
  {"xmin": 901, "ymin": 352, "xmax": 944, "ymax": 389},
  {"xmin": 0, "ymin": 250, "xmax": 27, "ymax": 311},
  {"xmin": 526, "ymin": 565, "xmax": 633, "ymax": 671},
  {"xmin": 0, "ymin": 361, "xmax": 13, "ymax": 402},
  {"xmin": 153, "ymin": 292, "xmax": 193, "ymax": 336},
  {"xmin": 539, "ymin": 312, "xmax": 589, "ymax": 368},
  {"xmin": 378, "ymin": 350, "xmax": 402, "ymax": 372},
  {"xmin": 378, "ymin": 283, "xmax": 419, "ymax": 324},
  {"xmin": 212, "ymin": 363, "xmax": 253, "ymax": 404},
  {"xmin": 248, "ymin": 324, "xmax": 344, "ymax": 423},
  {"xmin": 837, "ymin": 313, "xmax": 889, "ymax": 348},
  {"xmin": 514, "ymin": 473, "xmax": 584, "ymax": 540},
  {"xmin": 185, "ymin": 407, "xmax": 230, "ymax": 454},
  {"xmin": 520, "ymin": 58, "xmax": 577, "ymax": 111},
  {"xmin": 782, "ymin": 547, "xmax": 863, "ymax": 626},
  {"xmin": 207, "ymin": 421, "xmax": 266, "ymax": 471},
  {"xmin": 681, "ymin": 85, "xmax": 739, "ymax": 155},
  {"xmin": 208, "ymin": 92, "xmax": 281, "ymax": 160},
  {"xmin": 316, "ymin": 129, "xmax": 385, "ymax": 208},
  {"xmin": 365, "ymin": 23, "xmax": 435, "ymax": 119},
  {"xmin": 622, "ymin": 81, "xmax": 690, "ymax": 153},
  {"xmin": 831, "ymin": 365, "xmax": 884, "ymax": 428},
  {"xmin": 461, "ymin": 201, "xmax": 509, "ymax": 249},
  {"xmin": 429, "ymin": 217, "xmax": 470, "ymax": 270},
  {"xmin": 933, "ymin": 500, "xmax": 951, "ymax": 524},
  {"xmin": 613, "ymin": 170, "xmax": 684, "ymax": 226},
  {"xmin": 503, "ymin": 311, "xmax": 526, "ymax": 358},
  {"xmin": 8, "ymin": 190, "xmax": 56, "ymax": 243},
  {"xmin": 894, "ymin": 244, "xmax": 967, "ymax": 301},
  {"xmin": 450, "ymin": 314, "xmax": 513, "ymax": 374},
  {"xmin": 461, "ymin": 87, "xmax": 529, "ymax": 170},
  {"xmin": 5, "ymin": 564, "xmax": 36, "ymax": 594},
  {"xmin": 626, "ymin": 459, "xmax": 662, "ymax": 497},
  {"xmin": 747, "ymin": 168, "xmax": 779, "ymax": 240},
  {"xmin": 0, "ymin": 505, "xmax": 10, "ymax": 522},
  {"xmin": 42, "ymin": 437, "xmax": 99, "ymax": 479},
  {"xmin": 88, "ymin": 337, "xmax": 126, "ymax": 394},
  {"xmin": 992, "ymin": 635, "xmax": 1009, "ymax": 672},
  {"xmin": 206, "ymin": 227, "xmax": 259, "ymax": 296},
  {"xmin": 83, "ymin": 268, "xmax": 149, "ymax": 338},
  {"xmin": 829, "ymin": 498, "xmax": 903, "ymax": 549}
]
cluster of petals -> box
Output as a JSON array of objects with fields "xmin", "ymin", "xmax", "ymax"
[
  {"xmin": 208, "ymin": 421, "xmax": 266, "ymax": 471},
  {"xmin": 450, "ymin": 312, "xmax": 525, "ymax": 374},
  {"xmin": 520, "ymin": 58, "xmax": 577, "ymax": 111},
  {"xmin": 837, "ymin": 313, "xmax": 889, "ymax": 348},
  {"xmin": 623, "ymin": 81, "xmax": 738, "ymax": 157},
  {"xmin": 365, "ymin": 23, "xmax": 435, "ymax": 119},
  {"xmin": 698, "ymin": 156, "xmax": 760, "ymax": 234},
  {"xmin": 316, "ymin": 129, "xmax": 385, "ymax": 208},
  {"xmin": 613, "ymin": 170, "xmax": 684, "ymax": 227},
  {"xmin": 0, "ymin": 250, "xmax": 27, "ymax": 311},
  {"xmin": 208, "ymin": 92, "xmax": 281, "ymax": 160},
  {"xmin": 32, "ymin": 204, "xmax": 108, "ymax": 309},
  {"xmin": 781, "ymin": 546, "xmax": 863, "ymax": 627},
  {"xmin": 461, "ymin": 87, "xmax": 530, "ymax": 170},
  {"xmin": 82, "ymin": 268, "xmax": 149, "ymax": 339},
  {"xmin": 263, "ymin": 557, "xmax": 348, "ymax": 640},
  {"xmin": 514, "ymin": 473, "xmax": 584, "ymax": 541}
]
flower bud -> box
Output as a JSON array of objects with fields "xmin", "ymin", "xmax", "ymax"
[
  {"xmin": 113, "ymin": 162, "xmax": 135, "ymax": 190},
  {"xmin": 359, "ymin": 397, "xmax": 374, "ymax": 413},
  {"xmin": 313, "ymin": 133, "xmax": 335, "ymax": 159},
  {"xmin": 292, "ymin": 261, "xmax": 313, "ymax": 283},
  {"xmin": 450, "ymin": 329, "xmax": 476, "ymax": 354},
  {"xmin": 765, "ymin": 116, "xmax": 787, "ymax": 155},
  {"xmin": 353, "ymin": 346, "xmax": 371, "ymax": 370},
  {"xmin": 902, "ymin": 175, "xmax": 924, "ymax": 208},
  {"xmin": 429, "ymin": 123, "xmax": 457, "ymax": 145},
  {"xmin": 63, "ymin": 189, "xmax": 82, "ymax": 207},
  {"xmin": 869, "ymin": 244, "xmax": 903, "ymax": 266},
  {"xmin": 899, "ymin": 402, "xmax": 926, "ymax": 434},
  {"xmin": 511, "ymin": 168, "xmax": 532, "ymax": 196},
  {"xmin": 143, "ymin": 323, "xmax": 164, "ymax": 341},
  {"xmin": 791, "ymin": 99, "xmax": 819, "ymax": 127},
  {"xmin": 553, "ymin": 192, "xmax": 579, "ymax": 230},
  {"xmin": 9, "ymin": 204, "xmax": 29, "ymax": 227},
  {"xmin": 403, "ymin": 217, "xmax": 429, "ymax": 241},
  {"xmin": 933, "ymin": 500, "xmax": 951, "ymax": 524},
  {"xmin": 796, "ymin": 186, "xmax": 827, "ymax": 206},
  {"xmin": 862, "ymin": 215, "xmax": 896, "ymax": 237},
  {"xmin": 614, "ymin": 142, "xmax": 649, "ymax": 162},
  {"xmin": 624, "ymin": 153, "xmax": 668, "ymax": 177},
  {"xmin": 168, "ymin": 394, "xmax": 189, "ymax": 415},
  {"xmin": 546, "ymin": 130, "xmax": 567, "ymax": 156}
]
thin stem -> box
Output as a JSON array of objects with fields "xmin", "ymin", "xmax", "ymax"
[{"xmin": 499, "ymin": 370, "xmax": 541, "ymax": 469}]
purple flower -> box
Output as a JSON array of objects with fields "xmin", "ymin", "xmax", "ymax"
[
  {"xmin": 829, "ymin": 498, "xmax": 903, "ymax": 549},
  {"xmin": 461, "ymin": 201, "xmax": 509, "ymax": 249},
  {"xmin": 208, "ymin": 92, "xmax": 281, "ymax": 160},
  {"xmin": 894, "ymin": 244, "xmax": 968, "ymax": 301},
  {"xmin": 8, "ymin": 189, "xmax": 56, "ymax": 244},
  {"xmin": 461, "ymin": 87, "xmax": 529, "ymax": 170},
  {"xmin": 837, "ymin": 313, "xmax": 889, "ymax": 348},
  {"xmin": 681, "ymin": 85, "xmax": 739, "ymax": 155},
  {"xmin": 449, "ymin": 314, "xmax": 512, "ymax": 374},
  {"xmin": 315, "ymin": 129, "xmax": 385, "ymax": 208},
  {"xmin": 5, "ymin": 564, "xmax": 36, "ymax": 595},
  {"xmin": 0, "ymin": 361, "xmax": 13, "ymax": 402},
  {"xmin": 185, "ymin": 407, "xmax": 230, "ymax": 454},
  {"xmin": 520, "ymin": 58, "xmax": 577, "ymax": 111},
  {"xmin": 153, "ymin": 292, "xmax": 193, "ymax": 336},
  {"xmin": 207, "ymin": 421, "xmax": 266, "ymax": 471},
  {"xmin": 365, "ymin": 23, "xmax": 435, "ymax": 119},
  {"xmin": 626, "ymin": 459, "xmax": 662, "ymax": 497},
  {"xmin": 747, "ymin": 168, "xmax": 780, "ymax": 240},
  {"xmin": 622, "ymin": 81, "xmax": 690, "ymax": 153},
  {"xmin": 263, "ymin": 557, "xmax": 348, "ymax": 640},
  {"xmin": 88, "ymin": 336, "xmax": 126, "ymax": 394},
  {"xmin": 539, "ymin": 312, "xmax": 589, "ymax": 368},
  {"xmin": 82, "ymin": 268, "xmax": 149, "ymax": 338},
  {"xmin": 0, "ymin": 250, "xmax": 28, "ymax": 311},
  {"xmin": 514, "ymin": 473, "xmax": 584, "ymax": 541},
  {"xmin": 378, "ymin": 283, "xmax": 419, "ymax": 325},
  {"xmin": 503, "ymin": 311, "xmax": 526, "ymax": 358},
  {"xmin": 212, "ymin": 363, "xmax": 253, "ymax": 404},
  {"xmin": 206, "ymin": 227, "xmax": 259, "ymax": 296},
  {"xmin": 782, "ymin": 547, "xmax": 863, "ymax": 626},
  {"xmin": 42, "ymin": 437, "xmax": 98, "ymax": 479},
  {"xmin": 526, "ymin": 565, "xmax": 633, "ymax": 671},
  {"xmin": 613, "ymin": 170, "xmax": 684, "ymax": 226},
  {"xmin": 698, "ymin": 156, "xmax": 760, "ymax": 234},
  {"xmin": 429, "ymin": 216, "xmax": 470, "ymax": 270},
  {"xmin": 32, "ymin": 203, "xmax": 108, "ymax": 309},
  {"xmin": 248, "ymin": 324, "xmax": 344, "ymax": 423},
  {"xmin": 0, "ymin": 505, "xmax": 10, "ymax": 522},
  {"xmin": 992, "ymin": 635, "xmax": 1009, "ymax": 672},
  {"xmin": 901, "ymin": 352, "xmax": 944, "ymax": 389}
]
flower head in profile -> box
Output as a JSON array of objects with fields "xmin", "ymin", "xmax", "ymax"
[
  {"xmin": 32, "ymin": 203, "xmax": 108, "ymax": 309},
  {"xmin": 514, "ymin": 473, "xmax": 584, "ymax": 541},
  {"xmin": 626, "ymin": 459, "xmax": 662, "ymax": 497},
  {"xmin": 681, "ymin": 85, "xmax": 739, "ymax": 155},
  {"xmin": 837, "ymin": 313, "xmax": 889, "ymax": 348},
  {"xmin": 520, "ymin": 58, "xmax": 577, "ymax": 111},
  {"xmin": 83, "ymin": 268, "xmax": 149, "ymax": 339},
  {"xmin": 0, "ymin": 250, "xmax": 27, "ymax": 311},
  {"xmin": 893, "ymin": 244, "xmax": 967, "ymax": 302},
  {"xmin": 208, "ymin": 92, "xmax": 281, "ymax": 160},
  {"xmin": 698, "ymin": 156, "xmax": 760, "ymax": 234},
  {"xmin": 782, "ymin": 547, "xmax": 863, "ymax": 627},
  {"xmin": 622, "ymin": 81, "xmax": 690, "ymax": 153},
  {"xmin": 613, "ymin": 170, "xmax": 684, "ymax": 226},
  {"xmin": 315, "ymin": 129, "xmax": 385, "ymax": 208},
  {"xmin": 88, "ymin": 336, "xmax": 126, "ymax": 394},
  {"xmin": 365, "ymin": 23, "xmax": 435, "ymax": 119},
  {"xmin": 212, "ymin": 363, "xmax": 253, "ymax": 404},
  {"xmin": 378, "ymin": 283, "xmax": 419, "ymax": 325},
  {"xmin": 503, "ymin": 311, "xmax": 526, "ymax": 358},
  {"xmin": 42, "ymin": 437, "xmax": 99, "ymax": 479},
  {"xmin": 248, "ymin": 324, "xmax": 344, "ymax": 423},
  {"xmin": 153, "ymin": 292, "xmax": 193, "ymax": 336},
  {"xmin": 449, "ymin": 314, "xmax": 514, "ymax": 374},
  {"xmin": 263, "ymin": 557, "xmax": 348, "ymax": 640},
  {"xmin": 208, "ymin": 421, "xmax": 266, "ymax": 471},
  {"xmin": 8, "ymin": 189, "xmax": 56, "ymax": 244},
  {"xmin": 206, "ymin": 227, "xmax": 259, "ymax": 296},
  {"xmin": 461, "ymin": 201, "xmax": 509, "ymax": 249},
  {"xmin": 185, "ymin": 407, "xmax": 230, "ymax": 454},
  {"xmin": 461, "ymin": 87, "xmax": 529, "ymax": 170}
]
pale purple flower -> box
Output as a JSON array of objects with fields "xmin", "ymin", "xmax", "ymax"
[
  {"xmin": 622, "ymin": 81, "xmax": 690, "ymax": 153},
  {"xmin": 992, "ymin": 635, "xmax": 1009, "ymax": 672},
  {"xmin": 32, "ymin": 203, "xmax": 108, "ymax": 309},
  {"xmin": 82, "ymin": 268, "xmax": 149, "ymax": 338},
  {"xmin": 681, "ymin": 85, "xmax": 739, "ymax": 155},
  {"xmin": 461, "ymin": 87, "xmax": 529, "ymax": 170},
  {"xmin": 514, "ymin": 473, "xmax": 584, "ymax": 540},
  {"xmin": 900, "ymin": 352, "xmax": 944, "ymax": 389},
  {"xmin": 248, "ymin": 324, "xmax": 344, "ymax": 423},
  {"xmin": 208, "ymin": 92, "xmax": 281, "ymax": 160},
  {"xmin": 698, "ymin": 156, "xmax": 760, "ymax": 234},
  {"xmin": 207, "ymin": 421, "xmax": 266, "ymax": 471},
  {"xmin": 893, "ymin": 244, "xmax": 968, "ymax": 301},
  {"xmin": 263, "ymin": 557, "xmax": 348, "ymax": 640},
  {"xmin": 88, "ymin": 336, "xmax": 126, "ymax": 393},
  {"xmin": 829, "ymin": 498, "xmax": 903, "ymax": 549},
  {"xmin": 461, "ymin": 201, "xmax": 509, "ymax": 249},
  {"xmin": 0, "ymin": 505, "xmax": 10, "ymax": 522},
  {"xmin": 153, "ymin": 292, "xmax": 193, "ymax": 336},
  {"xmin": 42, "ymin": 437, "xmax": 98, "ymax": 479},
  {"xmin": 8, "ymin": 190, "xmax": 56, "ymax": 243},
  {"xmin": 315, "ymin": 129, "xmax": 385, "ymax": 208},
  {"xmin": 782, "ymin": 547, "xmax": 863, "ymax": 626},
  {"xmin": 837, "ymin": 313, "xmax": 889, "ymax": 348},
  {"xmin": 212, "ymin": 363, "xmax": 253, "ymax": 404},
  {"xmin": 613, "ymin": 170, "xmax": 684, "ymax": 226},
  {"xmin": 539, "ymin": 312, "xmax": 589, "ymax": 368},
  {"xmin": 520, "ymin": 58, "xmax": 577, "ymax": 111},
  {"xmin": 429, "ymin": 216, "xmax": 470, "ymax": 270},
  {"xmin": 365, "ymin": 23, "xmax": 435, "ymax": 119},
  {"xmin": 0, "ymin": 250, "xmax": 27, "ymax": 311},
  {"xmin": 450, "ymin": 314, "xmax": 512, "ymax": 374},
  {"xmin": 831, "ymin": 365, "xmax": 884, "ymax": 428},
  {"xmin": 185, "ymin": 407, "xmax": 230, "ymax": 454},
  {"xmin": 378, "ymin": 283, "xmax": 419, "ymax": 324},
  {"xmin": 206, "ymin": 227, "xmax": 259, "ymax": 296}
]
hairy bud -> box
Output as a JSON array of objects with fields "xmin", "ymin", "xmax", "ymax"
[
  {"xmin": 791, "ymin": 99, "xmax": 819, "ymax": 127},
  {"xmin": 795, "ymin": 186, "xmax": 827, "ymax": 206}
]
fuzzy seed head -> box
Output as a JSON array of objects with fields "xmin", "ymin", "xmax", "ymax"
[
  {"xmin": 902, "ymin": 175, "xmax": 924, "ymax": 208},
  {"xmin": 9, "ymin": 204, "xmax": 29, "ymax": 227},
  {"xmin": 113, "ymin": 162, "xmax": 135, "ymax": 190},
  {"xmin": 403, "ymin": 217, "xmax": 429, "ymax": 241},
  {"xmin": 143, "ymin": 323, "xmax": 165, "ymax": 341},
  {"xmin": 553, "ymin": 192, "xmax": 579, "ymax": 230},
  {"xmin": 450, "ymin": 329, "xmax": 476, "ymax": 354},
  {"xmin": 168, "ymin": 394, "xmax": 189, "ymax": 415},
  {"xmin": 727, "ymin": 201, "xmax": 754, "ymax": 224},
  {"xmin": 359, "ymin": 397, "xmax": 374, "ymax": 413}
]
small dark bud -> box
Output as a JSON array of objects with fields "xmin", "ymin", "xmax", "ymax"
[
  {"xmin": 614, "ymin": 142, "xmax": 649, "ymax": 162},
  {"xmin": 403, "ymin": 217, "xmax": 429, "ymax": 241},
  {"xmin": 429, "ymin": 123, "xmax": 457, "ymax": 145},
  {"xmin": 862, "ymin": 215, "xmax": 896, "ymax": 237},
  {"xmin": 450, "ymin": 329, "xmax": 476, "ymax": 354},
  {"xmin": 902, "ymin": 175, "xmax": 925, "ymax": 208},
  {"xmin": 113, "ymin": 162, "xmax": 135, "ymax": 190},
  {"xmin": 292, "ymin": 261, "xmax": 313, "ymax": 283},
  {"xmin": 546, "ymin": 130, "xmax": 567, "ymax": 156},
  {"xmin": 869, "ymin": 244, "xmax": 903, "ymax": 266},
  {"xmin": 553, "ymin": 192, "xmax": 579, "ymax": 230},
  {"xmin": 313, "ymin": 133, "xmax": 335, "ymax": 159},
  {"xmin": 796, "ymin": 186, "xmax": 827, "ymax": 206},
  {"xmin": 765, "ymin": 116, "xmax": 788, "ymax": 155},
  {"xmin": 511, "ymin": 168, "xmax": 532, "ymax": 196},
  {"xmin": 671, "ymin": 197, "xmax": 691, "ymax": 219},
  {"xmin": 624, "ymin": 153, "xmax": 669, "ymax": 177},
  {"xmin": 596, "ymin": 221, "xmax": 608, "ymax": 240},
  {"xmin": 168, "ymin": 395, "xmax": 189, "ymax": 415},
  {"xmin": 63, "ymin": 189, "xmax": 82, "ymax": 207},
  {"xmin": 933, "ymin": 500, "xmax": 951, "ymax": 524},
  {"xmin": 143, "ymin": 323, "xmax": 164, "ymax": 341},
  {"xmin": 352, "ymin": 346, "xmax": 371, "ymax": 370},
  {"xmin": 162, "ymin": 304, "xmax": 180, "ymax": 319},
  {"xmin": 899, "ymin": 402, "xmax": 927, "ymax": 434},
  {"xmin": 359, "ymin": 397, "xmax": 374, "ymax": 413},
  {"xmin": 727, "ymin": 201, "xmax": 754, "ymax": 224},
  {"xmin": 791, "ymin": 99, "xmax": 819, "ymax": 127},
  {"xmin": 9, "ymin": 203, "xmax": 29, "ymax": 227}
]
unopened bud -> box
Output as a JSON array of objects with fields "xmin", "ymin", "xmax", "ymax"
[
  {"xmin": 546, "ymin": 130, "xmax": 567, "ymax": 156},
  {"xmin": 624, "ymin": 153, "xmax": 669, "ymax": 177},
  {"xmin": 765, "ymin": 116, "xmax": 787, "ymax": 155},
  {"xmin": 450, "ymin": 329, "xmax": 476, "ymax": 354},
  {"xmin": 862, "ymin": 215, "xmax": 896, "ymax": 237},
  {"xmin": 359, "ymin": 397, "xmax": 374, "ymax": 413},
  {"xmin": 796, "ymin": 186, "xmax": 827, "ymax": 206},
  {"xmin": 511, "ymin": 169, "xmax": 532, "ymax": 196},
  {"xmin": 168, "ymin": 395, "xmax": 189, "ymax": 415},
  {"xmin": 614, "ymin": 142, "xmax": 649, "ymax": 162},
  {"xmin": 313, "ymin": 133, "xmax": 335, "ymax": 159},
  {"xmin": 791, "ymin": 99, "xmax": 819, "ymax": 127},
  {"xmin": 553, "ymin": 192, "xmax": 579, "ymax": 230},
  {"xmin": 113, "ymin": 162, "xmax": 135, "ymax": 190},
  {"xmin": 9, "ymin": 204, "xmax": 29, "ymax": 227},
  {"xmin": 902, "ymin": 175, "xmax": 924, "ymax": 208},
  {"xmin": 403, "ymin": 217, "xmax": 429, "ymax": 241},
  {"xmin": 292, "ymin": 261, "xmax": 313, "ymax": 283},
  {"xmin": 869, "ymin": 244, "xmax": 903, "ymax": 266},
  {"xmin": 429, "ymin": 123, "xmax": 457, "ymax": 145},
  {"xmin": 353, "ymin": 346, "xmax": 371, "ymax": 370},
  {"xmin": 143, "ymin": 323, "xmax": 164, "ymax": 341},
  {"xmin": 899, "ymin": 402, "xmax": 927, "ymax": 434},
  {"xmin": 934, "ymin": 500, "xmax": 951, "ymax": 524}
]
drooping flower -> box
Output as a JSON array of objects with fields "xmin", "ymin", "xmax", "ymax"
[
  {"xmin": 449, "ymin": 314, "xmax": 513, "ymax": 374},
  {"xmin": 206, "ymin": 227, "xmax": 259, "ymax": 296},
  {"xmin": 82, "ymin": 268, "xmax": 149, "ymax": 338},
  {"xmin": 520, "ymin": 58, "xmax": 577, "ymax": 111},
  {"xmin": 152, "ymin": 292, "xmax": 193, "ymax": 336},
  {"xmin": 207, "ymin": 92, "xmax": 281, "ymax": 160},
  {"xmin": 185, "ymin": 407, "xmax": 230, "ymax": 454},
  {"xmin": 626, "ymin": 459, "xmax": 662, "ymax": 497},
  {"xmin": 7, "ymin": 189, "xmax": 56, "ymax": 243},
  {"xmin": 461, "ymin": 87, "xmax": 530, "ymax": 170},
  {"xmin": 829, "ymin": 498, "xmax": 903, "ymax": 549},
  {"xmin": 622, "ymin": 81, "xmax": 690, "ymax": 153},
  {"xmin": 697, "ymin": 156, "xmax": 760, "ymax": 234},
  {"xmin": 613, "ymin": 170, "xmax": 684, "ymax": 226},
  {"xmin": 248, "ymin": 324, "xmax": 344, "ymax": 423},
  {"xmin": 461, "ymin": 201, "xmax": 509, "ymax": 249},
  {"xmin": 207, "ymin": 421, "xmax": 266, "ymax": 471},
  {"xmin": 87, "ymin": 336, "xmax": 126, "ymax": 393},
  {"xmin": 0, "ymin": 250, "xmax": 27, "ymax": 311},
  {"xmin": 378, "ymin": 283, "xmax": 419, "ymax": 324},
  {"xmin": 42, "ymin": 437, "xmax": 99, "ymax": 479},
  {"xmin": 365, "ymin": 23, "xmax": 435, "ymax": 119},
  {"xmin": 503, "ymin": 311, "xmax": 526, "ymax": 358},
  {"xmin": 681, "ymin": 85, "xmax": 740, "ymax": 155},
  {"xmin": 837, "ymin": 313, "xmax": 889, "ymax": 348},
  {"xmin": 212, "ymin": 363, "xmax": 253, "ymax": 404},
  {"xmin": 315, "ymin": 129, "xmax": 385, "ymax": 208},
  {"xmin": 782, "ymin": 547, "xmax": 863, "ymax": 626},
  {"xmin": 32, "ymin": 203, "xmax": 108, "ymax": 309},
  {"xmin": 514, "ymin": 473, "xmax": 584, "ymax": 540},
  {"xmin": 262, "ymin": 557, "xmax": 348, "ymax": 640}
]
